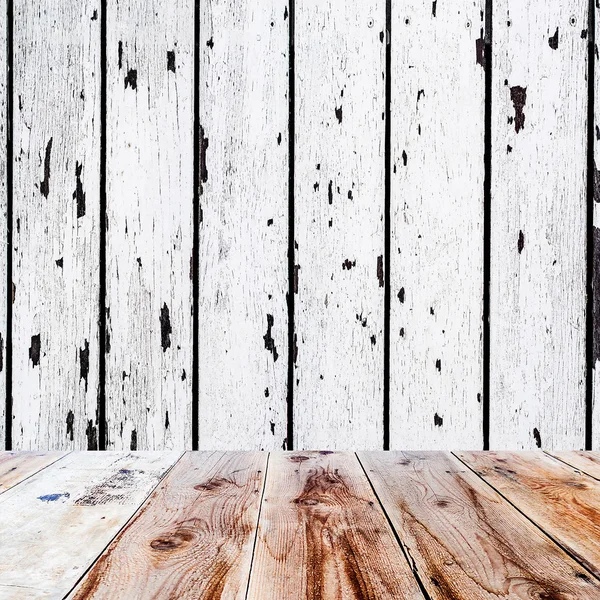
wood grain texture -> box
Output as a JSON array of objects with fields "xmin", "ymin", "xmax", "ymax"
[
  {"xmin": 0, "ymin": 0, "xmax": 6, "ymax": 449},
  {"xmin": 247, "ymin": 451, "xmax": 423, "ymax": 600},
  {"xmin": 547, "ymin": 451, "xmax": 600, "ymax": 480},
  {"xmin": 457, "ymin": 450, "xmax": 600, "ymax": 578},
  {"xmin": 0, "ymin": 451, "xmax": 67, "ymax": 492},
  {"xmin": 105, "ymin": 0, "xmax": 194, "ymax": 450},
  {"xmin": 197, "ymin": 0, "xmax": 289, "ymax": 450},
  {"xmin": 389, "ymin": 0, "xmax": 485, "ymax": 449},
  {"xmin": 70, "ymin": 452, "xmax": 266, "ymax": 599},
  {"xmin": 490, "ymin": 0, "xmax": 587, "ymax": 449},
  {"xmin": 12, "ymin": 0, "xmax": 100, "ymax": 450},
  {"xmin": 593, "ymin": 0, "xmax": 600, "ymax": 450},
  {"xmin": 293, "ymin": 0, "xmax": 385, "ymax": 450},
  {"xmin": 0, "ymin": 451, "xmax": 180, "ymax": 599},
  {"xmin": 360, "ymin": 451, "xmax": 600, "ymax": 598}
]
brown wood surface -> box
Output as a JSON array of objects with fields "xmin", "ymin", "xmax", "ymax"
[
  {"xmin": 70, "ymin": 452, "xmax": 267, "ymax": 599},
  {"xmin": 359, "ymin": 451, "xmax": 600, "ymax": 599},
  {"xmin": 246, "ymin": 451, "xmax": 423, "ymax": 600},
  {"xmin": 0, "ymin": 451, "xmax": 67, "ymax": 492},
  {"xmin": 1, "ymin": 451, "xmax": 600, "ymax": 598},
  {"xmin": 456, "ymin": 450, "xmax": 600, "ymax": 579},
  {"xmin": 547, "ymin": 451, "xmax": 600, "ymax": 480}
]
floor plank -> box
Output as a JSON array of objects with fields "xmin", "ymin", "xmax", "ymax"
[
  {"xmin": 546, "ymin": 451, "xmax": 600, "ymax": 480},
  {"xmin": 359, "ymin": 451, "xmax": 600, "ymax": 598},
  {"xmin": 0, "ymin": 451, "xmax": 180, "ymax": 599},
  {"xmin": 0, "ymin": 451, "xmax": 67, "ymax": 493},
  {"xmin": 456, "ymin": 450, "xmax": 600, "ymax": 578},
  {"xmin": 70, "ymin": 452, "xmax": 267, "ymax": 599},
  {"xmin": 246, "ymin": 451, "xmax": 424, "ymax": 600}
]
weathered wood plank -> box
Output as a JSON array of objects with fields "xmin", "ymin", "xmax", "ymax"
[
  {"xmin": 0, "ymin": 0, "xmax": 6, "ymax": 450},
  {"xmin": 547, "ymin": 451, "xmax": 600, "ymax": 480},
  {"xmin": 294, "ymin": 0, "xmax": 385, "ymax": 449},
  {"xmin": 0, "ymin": 451, "xmax": 180, "ymax": 599},
  {"xmin": 0, "ymin": 451, "xmax": 67, "ymax": 492},
  {"xmin": 105, "ymin": 0, "xmax": 194, "ymax": 450},
  {"xmin": 490, "ymin": 0, "xmax": 587, "ymax": 449},
  {"xmin": 12, "ymin": 0, "xmax": 101, "ymax": 449},
  {"xmin": 389, "ymin": 0, "xmax": 485, "ymax": 450},
  {"xmin": 247, "ymin": 451, "xmax": 423, "ymax": 600},
  {"xmin": 360, "ymin": 451, "xmax": 600, "ymax": 597},
  {"xmin": 457, "ymin": 450, "xmax": 600, "ymax": 578},
  {"xmin": 593, "ymin": 0, "xmax": 600, "ymax": 449},
  {"xmin": 70, "ymin": 452, "xmax": 266, "ymax": 599},
  {"xmin": 197, "ymin": 0, "xmax": 289, "ymax": 449}
]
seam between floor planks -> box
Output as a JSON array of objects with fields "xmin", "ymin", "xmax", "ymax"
[
  {"xmin": 62, "ymin": 451, "xmax": 186, "ymax": 600},
  {"xmin": 451, "ymin": 450, "xmax": 600, "ymax": 584},
  {"xmin": 0, "ymin": 451, "xmax": 72, "ymax": 494}
]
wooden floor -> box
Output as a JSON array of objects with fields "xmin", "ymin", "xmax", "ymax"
[{"xmin": 1, "ymin": 452, "xmax": 600, "ymax": 598}]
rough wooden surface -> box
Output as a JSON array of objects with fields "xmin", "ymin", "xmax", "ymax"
[
  {"xmin": 3, "ymin": 452, "xmax": 600, "ymax": 597},
  {"xmin": 0, "ymin": 0, "xmax": 6, "ymax": 450},
  {"xmin": 293, "ymin": 0, "xmax": 385, "ymax": 450},
  {"xmin": 490, "ymin": 0, "xmax": 587, "ymax": 449},
  {"xmin": 0, "ymin": 451, "xmax": 180, "ymax": 599},
  {"xmin": 12, "ymin": 0, "xmax": 100, "ymax": 450},
  {"xmin": 105, "ymin": 0, "xmax": 194, "ymax": 451},
  {"xmin": 593, "ymin": 0, "xmax": 600, "ymax": 450},
  {"xmin": 247, "ymin": 451, "xmax": 423, "ymax": 599},
  {"xmin": 548, "ymin": 451, "xmax": 600, "ymax": 480},
  {"xmin": 0, "ymin": 451, "xmax": 66, "ymax": 492},
  {"xmin": 389, "ymin": 0, "xmax": 485, "ymax": 450},
  {"xmin": 360, "ymin": 451, "xmax": 600, "ymax": 598},
  {"xmin": 197, "ymin": 0, "xmax": 289, "ymax": 450},
  {"xmin": 457, "ymin": 450, "xmax": 600, "ymax": 578},
  {"xmin": 71, "ymin": 452, "xmax": 266, "ymax": 599}
]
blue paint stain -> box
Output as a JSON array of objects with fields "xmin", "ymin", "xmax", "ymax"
[
  {"xmin": 119, "ymin": 469, "xmax": 132, "ymax": 474},
  {"xmin": 38, "ymin": 492, "xmax": 70, "ymax": 502}
]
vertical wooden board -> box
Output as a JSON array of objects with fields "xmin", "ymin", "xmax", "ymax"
[
  {"xmin": 593, "ymin": 0, "xmax": 600, "ymax": 450},
  {"xmin": 70, "ymin": 452, "xmax": 267, "ymax": 599},
  {"xmin": 359, "ymin": 451, "xmax": 600, "ymax": 597},
  {"xmin": 389, "ymin": 1, "xmax": 485, "ymax": 450},
  {"xmin": 12, "ymin": 0, "xmax": 100, "ymax": 450},
  {"xmin": 0, "ymin": 451, "xmax": 180, "ymax": 599},
  {"xmin": 197, "ymin": 0, "xmax": 289, "ymax": 450},
  {"xmin": 247, "ymin": 452, "xmax": 424, "ymax": 600},
  {"xmin": 490, "ymin": 1, "xmax": 587, "ymax": 449},
  {"xmin": 0, "ymin": 451, "xmax": 67, "ymax": 492},
  {"xmin": 294, "ymin": 0, "xmax": 385, "ymax": 449},
  {"xmin": 105, "ymin": 0, "xmax": 194, "ymax": 450},
  {"xmin": 456, "ymin": 450, "xmax": 600, "ymax": 577},
  {"xmin": 0, "ymin": 0, "xmax": 6, "ymax": 450}
]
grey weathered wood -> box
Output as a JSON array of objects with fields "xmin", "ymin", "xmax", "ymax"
[
  {"xmin": 593, "ymin": 0, "xmax": 600, "ymax": 450},
  {"xmin": 0, "ymin": 0, "xmax": 6, "ymax": 449},
  {"xmin": 389, "ymin": 0, "xmax": 485, "ymax": 449},
  {"xmin": 105, "ymin": 0, "xmax": 194, "ymax": 450},
  {"xmin": 490, "ymin": 1, "xmax": 587, "ymax": 449},
  {"xmin": 293, "ymin": 0, "xmax": 385, "ymax": 449},
  {"xmin": 12, "ymin": 0, "xmax": 100, "ymax": 449},
  {"xmin": 0, "ymin": 451, "xmax": 180, "ymax": 599},
  {"xmin": 197, "ymin": 0, "xmax": 289, "ymax": 449}
]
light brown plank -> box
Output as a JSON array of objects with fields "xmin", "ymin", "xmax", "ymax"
[
  {"xmin": 360, "ymin": 451, "xmax": 600, "ymax": 598},
  {"xmin": 546, "ymin": 451, "xmax": 600, "ymax": 480},
  {"xmin": 70, "ymin": 452, "xmax": 267, "ymax": 599},
  {"xmin": 0, "ymin": 451, "xmax": 180, "ymax": 599},
  {"xmin": 246, "ymin": 451, "xmax": 424, "ymax": 600},
  {"xmin": 0, "ymin": 451, "xmax": 67, "ymax": 493},
  {"xmin": 456, "ymin": 450, "xmax": 600, "ymax": 578}
]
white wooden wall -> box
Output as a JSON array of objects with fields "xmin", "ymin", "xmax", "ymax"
[{"xmin": 0, "ymin": 0, "xmax": 596, "ymax": 450}]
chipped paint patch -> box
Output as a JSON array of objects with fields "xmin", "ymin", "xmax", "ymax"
[
  {"xmin": 510, "ymin": 86, "xmax": 527, "ymax": 133},
  {"xmin": 38, "ymin": 492, "xmax": 70, "ymax": 502}
]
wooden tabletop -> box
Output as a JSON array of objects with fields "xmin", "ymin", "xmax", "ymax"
[{"xmin": 1, "ymin": 451, "xmax": 600, "ymax": 598}]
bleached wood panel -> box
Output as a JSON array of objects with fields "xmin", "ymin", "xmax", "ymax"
[
  {"xmin": 490, "ymin": 1, "xmax": 587, "ymax": 448},
  {"xmin": 293, "ymin": 0, "xmax": 385, "ymax": 449},
  {"xmin": 197, "ymin": 0, "xmax": 289, "ymax": 449},
  {"xmin": 12, "ymin": 0, "xmax": 100, "ymax": 449},
  {"xmin": 0, "ymin": 451, "xmax": 180, "ymax": 599},
  {"xmin": 0, "ymin": 0, "xmax": 6, "ymax": 449},
  {"xmin": 0, "ymin": 451, "xmax": 66, "ymax": 492},
  {"xmin": 105, "ymin": 0, "xmax": 194, "ymax": 450},
  {"xmin": 247, "ymin": 452, "xmax": 423, "ymax": 599},
  {"xmin": 389, "ymin": 0, "xmax": 485, "ymax": 449},
  {"xmin": 70, "ymin": 452, "xmax": 266, "ymax": 599},
  {"xmin": 593, "ymin": 0, "xmax": 600, "ymax": 449}
]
